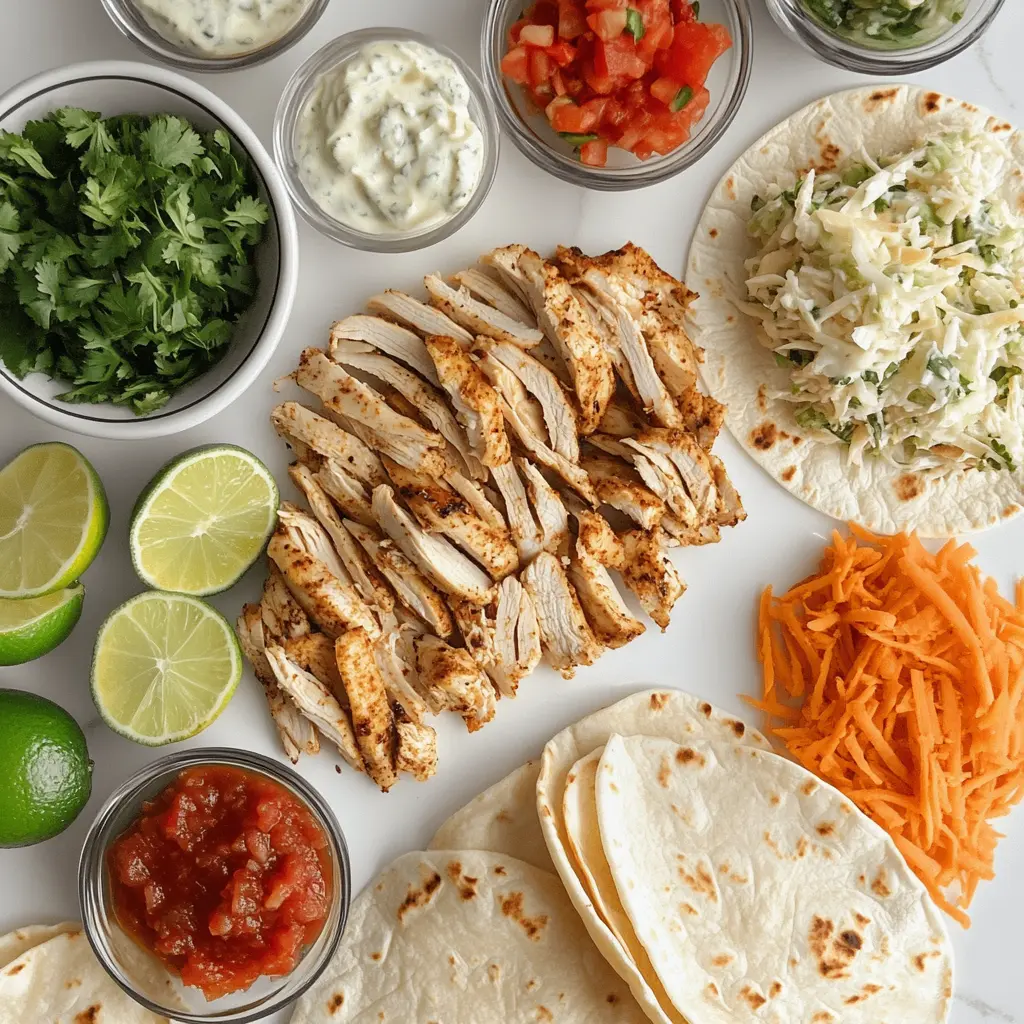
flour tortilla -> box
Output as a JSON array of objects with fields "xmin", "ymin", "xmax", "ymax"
[
  {"xmin": 686, "ymin": 85, "xmax": 1024, "ymax": 535},
  {"xmin": 536, "ymin": 691, "xmax": 768, "ymax": 1024},
  {"xmin": 0, "ymin": 922, "xmax": 77, "ymax": 971},
  {"xmin": 596, "ymin": 734, "xmax": 953, "ymax": 1024},
  {"xmin": 289, "ymin": 849, "xmax": 648, "ymax": 1024}
]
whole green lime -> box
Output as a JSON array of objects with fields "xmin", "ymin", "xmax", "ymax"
[{"xmin": 0, "ymin": 690, "xmax": 93, "ymax": 848}]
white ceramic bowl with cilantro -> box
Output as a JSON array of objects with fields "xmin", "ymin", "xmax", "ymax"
[{"xmin": 0, "ymin": 61, "xmax": 298, "ymax": 439}]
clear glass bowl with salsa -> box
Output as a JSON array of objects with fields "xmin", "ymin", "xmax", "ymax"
[{"xmin": 78, "ymin": 749, "xmax": 349, "ymax": 1023}]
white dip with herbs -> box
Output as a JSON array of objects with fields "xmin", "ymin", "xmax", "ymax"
[
  {"xmin": 294, "ymin": 40, "xmax": 485, "ymax": 235},
  {"xmin": 133, "ymin": 0, "xmax": 312, "ymax": 57}
]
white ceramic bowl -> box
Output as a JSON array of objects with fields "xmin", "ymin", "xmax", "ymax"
[{"xmin": 0, "ymin": 61, "xmax": 298, "ymax": 440}]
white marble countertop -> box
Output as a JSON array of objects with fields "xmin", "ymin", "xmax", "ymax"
[{"xmin": 1, "ymin": 2, "xmax": 1022, "ymax": 1022}]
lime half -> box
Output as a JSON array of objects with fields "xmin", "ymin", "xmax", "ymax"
[
  {"xmin": 130, "ymin": 445, "xmax": 278, "ymax": 596},
  {"xmin": 92, "ymin": 592, "xmax": 242, "ymax": 745},
  {"xmin": 0, "ymin": 443, "xmax": 108, "ymax": 598},
  {"xmin": 0, "ymin": 585, "xmax": 85, "ymax": 665}
]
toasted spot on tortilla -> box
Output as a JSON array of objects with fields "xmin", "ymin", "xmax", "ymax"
[
  {"xmin": 66, "ymin": 978, "xmax": 81, "ymax": 989},
  {"xmin": 496, "ymin": 810, "xmax": 512, "ymax": 823},
  {"xmin": 816, "ymin": 141, "xmax": 841, "ymax": 171},
  {"xmin": 709, "ymin": 228, "xmax": 719, "ymax": 239},
  {"xmin": 676, "ymin": 747, "xmax": 705, "ymax": 767},
  {"xmin": 770, "ymin": 793, "xmax": 781, "ymax": 806},
  {"xmin": 864, "ymin": 88, "xmax": 898, "ymax": 111},
  {"xmin": 606, "ymin": 993, "xmax": 619, "ymax": 1004},
  {"xmin": 680, "ymin": 902, "xmax": 699, "ymax": 916},
  {"xmin": 488, "ymin": 963, "xmax": 501, "ymax": 982},
  {"xmin": 540, "ymin": 804, "xmax": 552, "ymax": 817},
  {"xmin": 854, "ymin": 913, "xmax": 871, "ymax": 927},
  {"xmin": 812, "ymin": 1014, "xmax": 835, "ymax": 1023},
  {"xmin": 817, "ymin": 822, "xmax": 835, "ymax": 837},
  {"xmin": 535, "ymin": 1006, "xmax": 553, "ymax": 1022},
  {"xmin": 328, "ymin": 992, "xmax": 345, "ymax": 1013},
  {"xmin": 756, "ymin": 385, "xmax": 767, "ymax": 412},
  {"xmin": 447, "ymin": 861, "xmax": 479, "ymax": 901},
  {"xmin": 802, "ymin": 780, "xmax": 818, "ymax": 796},
  {"xmin": 370, "ymin": 951, "xmax": 382, "ymax": 961},
  {"xmin": 700, "ymin": 702, "xmax": 712, "ymax": 717},
  {"xmin": 6, "ymin": 964, "xmax": 24, "ymax": 976},
  {"xmin": 782, "ymin": 466, "xmax": 796, "ymax": 482},
  {"xmin": 609, "ymin": 781, "xmax": 619, "ymax": 793},
  {"xmin": 922, "ymin": 91, "xmax": 943, "ymax": 114},
  {"xmin": 704, "ymin": 982, "xmax": 720, "ymax": 1000},
  {"xmin": 769, "ymin": 980, "xmax": 783, "ymax": 998},
  {"xmin": 750, "ymin": 422, "xmax": 778, "ymax": 450},
  {"xmin": 725, "ymin": 177, "xmax": 736, "ymax": 200},
  {"xmin": 913, "ymin": 950, "xmax": 941, "ymax": 972},
  {"xmin": 711, "ymin": 953, "xmax": 733, "ymax": 967},
  {"xmin": 1003, "ymin": 504, "xmax": 1019, "ymax": 517},
  {"xmin": 676, "ymin": 857, "xmax": 718, "ymax": 901},
  {"xmin": 741, "ymin": 986, "xmax": 767, "ymax": 1010},
  {"xmin": 500, "ymin": 891, "xmax": 549, "ymax": 941},
  {"xmin": 729, "ymin": 719, "xmax": 745, "ymax": 737},
  {"xmin": 494, "ymin": 865, "xmax": 507, "ymax": 876},
  {"xmin": 649, "ymin": 692, "xmax": 668, "ymax": 710},
  {"xmin": 895, "ymin": 472, "xmax": 923, "ymax": 501},
  {"xmin": 397, "ymin": 869, "xmax": 442, "ymax": 922},
  {"xmin": 871, "ymin": 869, "xmax": 892, "ymax": 898},
  {"xmin": 74, "ymin": 1008, "xmax": 100, "ymax": 1024},
  {"xmin": 658, "ymin": 757, "xmax": 672, "ymax": 788}
]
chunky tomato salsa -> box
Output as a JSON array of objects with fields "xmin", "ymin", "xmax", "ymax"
[
  {"xmin": 501, "ymin": 0, "xmax": 732, "ymax": 166},
  {"xmin": 109, "ymin": 765, "xmax": 331, "ymax": 1000}
]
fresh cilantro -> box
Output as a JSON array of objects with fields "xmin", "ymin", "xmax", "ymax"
[
  {"xmin": 989, "ymin": 437, "xmax": 1016, "ymax": 472},
  {"xmin": 0, "ymin": 109, "xmax": 267, "ymax": 414}
]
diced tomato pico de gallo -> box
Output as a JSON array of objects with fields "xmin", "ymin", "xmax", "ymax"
[{"xmin": 501, "ymin": 0, "xmax": 732, "ymax": 167}]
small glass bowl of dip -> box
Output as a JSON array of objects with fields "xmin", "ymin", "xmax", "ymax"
[
  {"xmin": 274, "ymin": 28, "xmax": 500, "ymax": 252},
  {"xmin": 100, "ymin": 0, "xmax": 330, "ymax": 73},
  {"xmin": 763, "ymin": 0, "xmax": 1006, "ymax": 74},
  {"xmin": 79, "ymin": 748, "xmax": 350, "ymax": 1023}
]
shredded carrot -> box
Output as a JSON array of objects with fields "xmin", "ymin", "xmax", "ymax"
[{"xmin": 746, "ymin": 528, "xmax": 1024, "ymax": 928}]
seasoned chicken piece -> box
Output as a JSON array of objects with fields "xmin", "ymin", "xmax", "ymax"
[
  {"xmin": 625, "ymin": 428, "xmax": 718, "ymax": 523},
  {"xmin": 330, "ymin": 314, "xmax": 440, "ymax": 384},
  {"xmin": 384, "ymin": 460, "xmax": 518, "ymax": 580},
  {"xmin": 289, "ymin": 463, "xmax": 394, "ymax": 613},
  {"xmin": 619, "ymin": 528, "xmax": 686, "ymax": 631},
  {"xmin": 450, "ymin": 598, "xmax": 496, "ymax": 674},
  {"xmin": 315, "ymin": 459, "xmax": 375, "ymax": 527},
  {"xmin": 261, "ymin": 567, "xmax": 312, "ymax": 641},
  {"xmin": 572, "ymin": 506, "xmax": 625, "ymax": 568},
  {"xmin": 374, "ymin": 630, "xmax": 429, "ymax": 723},
  {"xmin": 271, "ymin": 402, "xmax": 385, "ymax": 486},
  {"xmin": 518, "ymin": 458, "xmax": 568, "ymax": 556},
  {"xmin": 452, "ymin": 268, "xmax": 536, "ymax": 325},
  {"xmin": 334, "ymin": 629, "xmax": 397, "ymax": 792},
  {"xmin": 425, "ymin": 274, "xmax": 544, "ymax": 347},
  {"xmin": 660, "ymin": 516, "xmax": 720, "ymax": 547},
  {"xmin": 277, "ymin": 503, "xmax": 349, "ymax": 583},
  {"xmin": 445, "ymin": 470, "xmax": 508, "ymax": 530},
  {"xmin": 710, "ymin": 453, "xmax": 746, "ymax": 528},
  {"xmin": 582, "ymin": 451, "xmax": 665, "ymax": 530},
  {"xmin": 474, "ymin": 351, "xmax": 548, "ymax": 442},
  {"xmin": 265, "ymin": 643, "xmax": 363, "ymax": 771},
  {"xmin": 596, "ymin": 397, "xmax": 649, "ymax": 440},
  {"xmin": 490, "ymin": 461, "xmax": 543, "ymax": 563},
  {"xmin": 424, "ymin": 334, "xmax": 511, "ymax": 468},
  {"xmin": 237, "ymin": 604, "xmax": 318, "ymax": 763},
  {"xmin": 394, "ymin": 706, "xmax": 438, "ymax": 782},
  {"xmin": 367, "ymin": 290, "xmax": 474, "ymax": 348},
  {"xmin": 678, "ymin": 387, "xmax": 726, "ymax": 450},
  {"xmin": 483, "ymin": 245, "xmax": 614, "ymax": 433},
  {"xmin": 283, "ymin": 632, "xmax": 343, "ymax": 695},
  {"xmin": 373, "ymin": 485, "xmax": 495, "ymax": 604},
  {"xmin": 412, "ymin": 633, "xmax": 497, "ymax": 732},
  {"xmin": 295, "ymin": 349, "xmax": 450, "ymax": 477},
  {"xmin": 521, "ymin": 551, "xmax": 604, "ymax": 678},
  {"xmin": 491, "ymin": 575, "xmax": 541, "ymax": 697},
  {"xmin": 344, "ymin": 519, "xmax": 454, "ymax": 637}
]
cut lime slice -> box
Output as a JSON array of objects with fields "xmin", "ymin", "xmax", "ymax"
[
  {"xmin": 130, "ymin": 445, "xmax": 278, "ymax": 597},
  {"xmin": 0, "ymin": 443, "xmax": 108, "ymax": 599},
  {"xmin": 92, "ymin": 592, "xmax": 242, "ymax": 746},
  {"xmin": 0, "ymin": 585, "xmax": 85, "ymax": 665}
]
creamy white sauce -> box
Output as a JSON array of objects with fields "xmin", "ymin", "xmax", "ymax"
[
  {"xmin": 294, "ymin": 40, "xmax": 485, "ymax": 235},
  {"xmin": 134, "ymin": 0, "xmax": 312, "ymax": 57}
]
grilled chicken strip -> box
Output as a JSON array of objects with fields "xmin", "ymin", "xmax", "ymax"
[
  {"xmin": 490, "ymin": 460, "xmax": 543, "ymax": 563},
  {"xmin": 678, "ymin": 388, "xmax": 726, "ymax": 451},
  {"xmin": 619, "ymin": 528, "xmax": 686, "ymax": 631},
  {"xmin": 424, "ymin": 274, "xmax": 544, "ymax": 347},
  {"xmin": 492, "ymin": 575, "xmax": 541, "ymax": 697},
  {"xmin": 261, "ymin": 567, "xmax": 312, "ymax": 641},
  {"xmin": 384, "ymin": 460, "xmax": 518, "ymax": 580},
  {"xmin": 518, "ymin": 458, "xmax": 568, "ymax": 556},
  {"xmin": 367, "ymin": 290, "xmax": 474, "ymax": 348},
  {"xmin": 265, "ymin": 643, "xmax": 363, "ymax": 771},
  {"xmin": 582, "ymin": 451, "xmax": 665, "ymax": 530},
  {"xmin": 521, "ymin": 550, "xmax": 603, "ymax": 678},
  {"xmin": 295, "ymin": 349, "xmax": 450, "ymax": 477},
  {"xmin": 282, "ymin": 632, "xmax": 344, "ymax": 695},
  {"xmin": 484, "ymin": 245, "xmax": 614, "ymax": 433},
  {"xmin": 423, "ymin": 333, "xmax": 511, "ymax": 468},
  {"xmin": 452, "ymin": 268, "xmax": 536, "ymax": 325},
  {"xmin": 373, "ymin": 485, "xmax": 495, "ymax": 604},
  {"xmin": 237, "ymin": 605, "xmax": 318, "ymax": 763},
  {"xmin": 597, "ymin": 398, "xmax": 649, "ymax": 439},
  {"xmin": 445, "ymin": 470, "xmax": 508, "ymax": 530},
  {"xmin": 411, "ymin": 633, "xmax": 497, "ymax": 732},
  {"xmin": 710, "ymin": 453, "xmax": 746, "ymax": 528},
  {"xmin": 330, "ymin": 314, "xmax": 440, "ymax": 384},
  {"xmin": 272, "ymin": 402, "xmax": 385, "ymax": 486},
  {"xmin": 315, "ymin": 459, "xmax": 375, "ymax": 527},
  {"xmin": 373, "ymin": 630, "xmax": 429, "ymax": 724},
  {"xmin": 475, "ymin": 351, "xmax": 548, "ymax": 442},
  {"xmin": 393, "ymin": 705, "xmax": 438, "ymax": 782},
  {"xmin": 624, "ymin": 428, "xmax": 718, "ymax": 524}
]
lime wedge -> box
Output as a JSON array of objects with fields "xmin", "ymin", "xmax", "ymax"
[
  {"xmin": 130, "ymin": 444, "xmax": 278, "ymax": 597},
  {"xmin": 0, "ymin": 443, "xmax": 108, "ymax": 598},
  {"xmin": 92, "ymin": 592, "xmax": 242, "ymax": 745},
  {"xmin": 0, "ymin": 585, "xmax": 85, "ymax": 666}
]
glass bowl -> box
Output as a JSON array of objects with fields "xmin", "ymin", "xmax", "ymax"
[
  {"xmin": 79, "ymin": 748, "xmax": 350, "ymax": 1023},
  {"xmin": 763, "ymin": 0, "xmax": 1006, "ymax": 74},
  {"xmin": 100, "ymin": 0, "xmax": 329, "ymax": 72},
  {"xmin": 274, "ymin": 28, "xmax": 500, "ymax": 252},
  {"xmin": 481, "ymin": 0, "xmax": 752, "ymax": 192}
]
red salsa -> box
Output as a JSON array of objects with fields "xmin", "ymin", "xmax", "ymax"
[
  {"xmin": 108, "ymin": 765, "xmax": 331, "ymax": 1001},
  {"xmin": 500, "ymin": 0, "xmax": 732, "ymax": 166}
]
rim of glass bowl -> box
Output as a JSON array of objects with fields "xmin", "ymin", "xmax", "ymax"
[
  {"xmin": 273, "ymin": 28, "xmax": 500, "ymax": 252},
  {"xmin": 99, "ymin": 0, "xmax": 330, "ymax": 72},
  {"xmin": 78, "ymin": 748, "xmax": 350, "ymax": 1023},
  {"xmin": 481, "ymin": 0, "xmax": 753, "ymax": 192},
  {"xmin": 763, "ymin": 0, "xmax": 1007, "ymax": 75}
]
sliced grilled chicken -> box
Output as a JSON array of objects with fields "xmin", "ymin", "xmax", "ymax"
[
  {"xmin": 334, "ymin": 628, "xmax": 397, "ymax": 792},
  {"xmin": 474, "ymin": 350, "xmax": 549, "ymax": 442},
  {"xmin": 619, "ymin": 528, "xmax": 685, "ymax": 631},
  {"xmin": 384, "ymin": 460, "xmax": 518, "ymax": 580},
  {"xmin": 521, "ymin": 550, "xmax": 603, "ymax": 678},
  {"xmin": 315, "ymin": 459, "xmax": 375, "ymax": 527},
  {"xmin": 445, "ymin": 470, "xmax": 508, "ymax": 530},
  {"xmin": 483, "ymin": 245, "xmax": 614, "ymax": 433},
  {"xmin": 295, "ymin": 349, "xmax": 450, "ymax": 476},
  {"xmin": 374, "ymin": 630, "xmax": 429, "ymax": 724},
  {"xmin": 282, "ymin": 632, "xmax": 344, "ymax": 695},
  {"xmin": 573, "ymin": 286, "xmax": 641, "ymax": 404},
  {"xmin": 518, "ymin": 458, "xmax": 568, "ymax": 556},
  {"xmin": 261, "ymin": 567, "xmax": 312, "ymax": 642},
  {"xmin": 450, "ymin": 598, "xmax": 496, "ymax": 674},
  {"xmin": 660, "ymin": 516, "xmax": 720, "ymax": 547},
  {"xmin": 581, "ymin": 451, "xmax": 665, "ymax": 530},
  {"xmin": 490, "ymin": 460, "xmax": 543, "ymax": 563},
  {"xmin": 237, "ymin": 605, "xmax": 318, "ymax": 763},
  {"xmin": 678, "ymin": 387, "xmax": 726, "ymax": 451},
  {"xmin": 272, "ymin": 402, "xmax": 385, "ymax": 486},
  {"xmin": 625, "ymin": 428, "xmax": 718, "ymax": 523},
  {"xmin": 424, "ymin": 274, "xmax": 544, "ymax": 347},
  {"xmin": 330, "ymin": 314, "xmax": 440, "ymax": 384},
  {"xmin": 710, "ymin": 453, "xmax": 746, "ymax": 528},
  {"xmin": 277, "ymin": 503, "xmax": 350, "ymax": 583},
  {"xmin": 394, "ymin": 705, "xmax": 438, "ymax": 782},
  {"xmin": 597, "ymin": 397, "xmax": 649, "ymax": 439},
  {"xmin": 572, "ymin": 506, "xmax": 625, "ymax": 568},
  {"xmin": 373, "ymin": 485, "xmax": 495, "ymax": 604},
  {"xmin": 491, "ymin": 575, "xmax": 541, "ymax": 697},
  {"xmin": 265, "ymin": 643, "xmax": 363, "ymax": 771},
  {"xmin": 423, "ymin": 334, "xmax": 511, "ymax": 468},
  {"xmin": 411, "ymin": 633, "xmax": 497, "ymax": 732},
  {"xmin": 367, "ymin": 290, "xmax": 474, "ymax": 348},
  {"xmin": 452, "ymin": 268, "xmax": 536, "ymax": 325}
]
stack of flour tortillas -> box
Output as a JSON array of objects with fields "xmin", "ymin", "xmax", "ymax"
[{"xmin": 294, "ymin": 689, "xmax": 954, "ymax": 1024}]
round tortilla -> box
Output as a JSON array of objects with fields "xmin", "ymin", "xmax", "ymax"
[
  {"xmin": 288, "ymin": 849, "xmax": 649, "ymax": 1024},
  {"xmin": 595, "ymin": 734, "xmax": 953, "ymax": 1024},
  {"xmin": 686, "ymin": 85, "xmax": 1024, "ymax": 535},
  {"xmin": 0, "ymin": 922, "xmax": 77, "ymax": 971}
]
